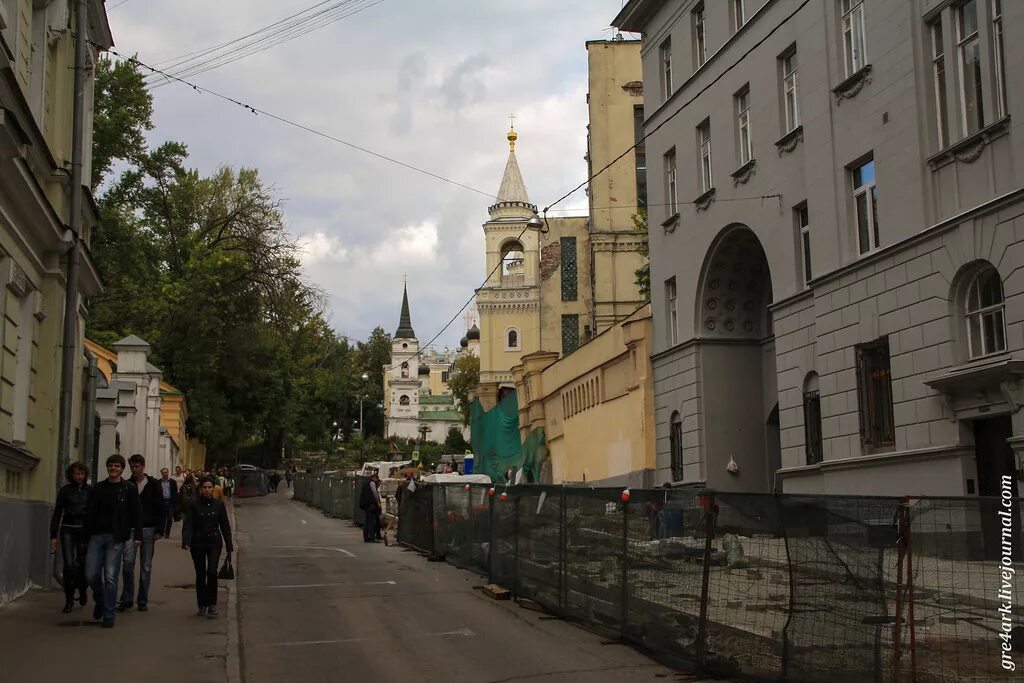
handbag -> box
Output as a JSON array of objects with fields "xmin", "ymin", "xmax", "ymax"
[{"xmin": 217, "ymin": 555, "xmax": 235, "ymax": 580}]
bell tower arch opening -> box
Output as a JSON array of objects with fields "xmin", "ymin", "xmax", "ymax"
[{"xmin": 695, "ymin": 225, "xmax": 779, "ymax": 493}]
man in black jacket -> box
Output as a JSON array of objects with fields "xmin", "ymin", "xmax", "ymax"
[
  {"xmin": 85, "ymin": 454, "xmax": 143, "ymax": 628},
  {"xmin": 359, "ymin": 471, "xmax": 382, "ymax": 542},
  {"xmin": 118, "ymin": 454, "xmax": 164, "ymax": 612},
  {"xmin": 157, "ymin": 467, "xmax": 179, "ymax": 538}
]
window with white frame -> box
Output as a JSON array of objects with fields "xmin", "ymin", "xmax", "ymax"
[
  {"xmin": 505, "ymin": 328, "xmax": 520, "ymax": 350},
  {"xmin": 732, "ymin": 0, "xmax": 746, "ymax": 33},
  {"xmin": 796, "ymin": 204, "xmax": 811, "ymax": 285},
  {"xmin": 666, "ymin": 277, "xmax": 678, "ymax": 346},
  {"xmin": 965, "ymin": 266, "xmax": 1006, "ymax": 358},
  {"xmin": 930, "ymin": 18, "xmax": 950, "ymax": 148},
  {"xmin": 660, "ymin": 37, "xmax": 673, "ymax": 100},
  {"xmin": 957, "ymin": 0, "xmax": 984, "ymax": 135},
  {"xmin": 698, "ymin": 120, "xmax": 713, "ymax": 193},
  {"xmin": 782, "ymin": 50, "xmax": 799, "ymax": 133},
  {"xmin": 992, "ymin": 0, "xmax": 1007, "ymax": 118},
  {"xmin": 841, "ymin": 0, "xmax": 867, "ymax": 77},
  {"xmin": 665, "ymin": 148, "xmax": 678, "ymax": 215},
  {"xmin": 693, "ymin": 3, "xmax": 707, "ymax": 69},
  {"xmin": 736, "ymin": 86, "xmax": 753, "ymax": 166},
  {"xmin": 852, "ymin": 158, "xmax": 879, "ymax": 254}
]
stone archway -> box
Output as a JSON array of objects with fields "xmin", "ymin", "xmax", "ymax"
[{"xmin": 695, "ymin": 226, "xmax": 779, "ymax": 493}]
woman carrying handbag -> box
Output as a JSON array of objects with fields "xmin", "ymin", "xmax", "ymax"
[{"xmin": 182, "ymin": 476, "xmax": 233, "ymax": 617}]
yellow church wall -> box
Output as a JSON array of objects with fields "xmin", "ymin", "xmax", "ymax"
[{"xmin": 538, "ymin": 216, "xmax": 591, "ymax": 353}]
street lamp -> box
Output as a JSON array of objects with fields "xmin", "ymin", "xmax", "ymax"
[{"xmin": 359, "ymin": 372, "xmax": 369, "ymax": 439}]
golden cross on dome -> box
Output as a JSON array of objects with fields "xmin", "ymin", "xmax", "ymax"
[{"xmin": 509, "ymin": 112, "xmax": 516, "ymax": 130}]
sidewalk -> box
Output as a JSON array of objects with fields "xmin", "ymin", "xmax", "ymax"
[{"xmin": 0, "ymin": 513, "xmax": 236, "ymax": 683}]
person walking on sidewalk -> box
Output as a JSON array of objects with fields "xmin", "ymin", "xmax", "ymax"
[
  {"xmin": 179, "ymin": 473, "xmax": 198, "ymax": 519},
  {"xmin": 85, "ymin": 454, "xmax": 143, "ymax": 628},
  {"xmin": 118, "ymin": 454, "xmax": 164, "ymax": 613},
  {"xmin": 359, "ymin": 471, "xmax": 382, "ymax": 542},
  {"xmin": 182, "ymin": 476, "xmax": 233, "ymax": 618},
  {"xmin": 50, "ymin": 462, "xmax": 92, "ymax": 613},
  {"xmin": 158, "ymin": 468, "xmax": 179, "ymax": 539}
]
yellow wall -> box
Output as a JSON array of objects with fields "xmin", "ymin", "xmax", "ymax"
[
  {"xmin": 586, "ymin": 40, "xmax": 647, "ymax": 334},
  {"xmin": 514, "ymin": 305, "xmax": 654, "ymax": 485},
  {"xmin": 539, "ymin": 216, "xmax": 590, "ymax": 352}
]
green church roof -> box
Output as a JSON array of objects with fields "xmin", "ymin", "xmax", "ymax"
[
  {"xmin": 420, "ymin": 395, "xmax": 454, "ymax": 405},
  {"xmin": 418, "ymin": 410, "xmax": 464, "ymax": 421}
]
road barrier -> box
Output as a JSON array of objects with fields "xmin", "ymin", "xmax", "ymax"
[{"xmin": 295, "ymin": 474, "xmax": 1023, "ymax": 682}]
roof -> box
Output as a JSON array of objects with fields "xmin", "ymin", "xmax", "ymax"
[
  {"xmin": 113, "ymin": 334, "xmax": 150, "ymax": 349},
  {"xmin": 418, "ymin": 410, "xmax": 464, "ymax": 421},
  {"xmin": 394, "ymin": 283, "xmax": 416, "ymax": 339},
  {"xmin": 420, "ymin": 395, "xmax": 454, "ymax": 405}
]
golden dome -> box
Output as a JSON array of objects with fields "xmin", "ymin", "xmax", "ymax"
[{"xmin": 507, "ymin": 127, "xmax": 518, "ymax": 151}]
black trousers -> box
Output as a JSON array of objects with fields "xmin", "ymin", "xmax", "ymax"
[
  {"xmin": 189, "ymin": 545, "xmax": 222, "ymax": 608},
  {"xmin": 363, "ymin": 506, "xmax": 380, "ymax": 541},
  {"xmin": 59, "ymin": 526, "xmax": 89, "ymax": 602}
]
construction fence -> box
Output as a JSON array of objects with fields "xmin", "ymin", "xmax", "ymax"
[{"xmin": 294, "ymin": 475, "xmax": 1023, "ymax": 683}]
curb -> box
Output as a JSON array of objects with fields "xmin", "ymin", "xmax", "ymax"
[{"xmin": 226, "ymin": 500, "xmax": 242, "ymax": 683}]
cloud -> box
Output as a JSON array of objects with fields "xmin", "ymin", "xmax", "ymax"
[{"xmin": 107, "ymin": 0, "xmax": 625, "ymax": 348}]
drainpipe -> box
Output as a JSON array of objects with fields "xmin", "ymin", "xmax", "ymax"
[
  {"xmin": 83, "ymin": 353, "xmax": 98, "ymax": 481},
  {"xmin": 56, "ymin": 0, "xmax": 89, "ymax": 495}
]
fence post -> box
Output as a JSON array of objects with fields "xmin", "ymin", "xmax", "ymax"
[
  {"xmin": 488, "ymin": 489, "xmax": 495, "ymax": 584},
  {"xmin": 893, "ymin": 502, "xmax": 907, "ymax": 683},
  {"xmin": 512, "ymin": 495, "xmax": 520, "ymax": 598},
  {"xmin": 559, "ymin": 486, "xmax": 566, "ymax": 609},
  {"xmin": 620, "ymin": 495, "xmax": 629, "ymax": 641},
  {"xmin": 696, "ymin": 492, "xmax": 717, "ymax": 667}
]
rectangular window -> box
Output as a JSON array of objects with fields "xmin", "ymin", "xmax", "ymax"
[
  {"xmin": 670, "ymin": 415, "xmax": 684, "ymax": 481},
  {"xmin": 852, "ymin": 158, "xmax": 879, "ymax": 254},
  {"xmin": 634, "ymin": 105, "xmax": 647, "ymax": 208},
  {"xmin": 666, "ymin": 277, "xmax": 678, "ymax": 346},
  {"xmin": 732, "ymin": 0, "xmax": 746, "ymax": 32},
  {"xmin": 856, "ymin": 338, "xmax": 895, "ymax": 447},
  {"xmin": 841, "ymin": 0, "xmax": 867, "ymax": 76},
  {"xmin": 957, "ymin": 0, "xmax": 984, "ymax": 134},
  {"xmin": 736, "ymin": 86, "xmax": 753, "ymax": 165},
  {"xmin": 782, "ymin": 50, "xmax": 800, "ymax": 133},
  {"xmin": 560, "ymin": 236, "xmax": 578, "ymax": 301},
  {"xmin": 796, "ymin": 204, "xmax": 811, "ymax": 285},
  {"xmin": 930, "ymin": 18, "xmax": 950, "ymax": 148},
  {"xmin": 693, "ymin": 4, "xmax": 707, "ymax": 69},
  {"xmin": 803, "ymin": 389, "xmax": 823, "ymax": 465},
  {"xmin": 665, "ymin": 148, "xmax": 678, "ymax": 215},
  {"xmin": 698, "ymin": 121, "xmax": 713, "ymax": 193},
  {"xmin": 561, "ymin": 314, "xmax": 580, "ymax": 355},
  {"xmin": 441, "ymin": 371, "xmax": 449, "ymax": 383},
  {"xmin": 992, "ymin": 0, "xmax": 1007, "ymax": 118},
  {"xmin": 660, "ymin": 38, "xmax": 673, "ymax": 100}
]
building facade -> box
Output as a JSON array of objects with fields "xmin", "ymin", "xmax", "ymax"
[
  {"xmin": 0, "ymin": 1, "xmax": 112, "ymax": 604},
  {"xmin": 615, "ymin": 0, "xmax": 1024, "ymax": 501}
]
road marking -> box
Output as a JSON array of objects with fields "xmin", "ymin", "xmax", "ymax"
[
  {"xmin": 300, "ymin": 519, "xmax": 307, "ymax": 525},
  {"xmin": 425, "ymin": 628, "xmax": 475, "ymax": 637},
  {"xmin": 272, "ymin": 637, "xmax": 368, "ymax": 647},
  {"xmin": 268, "ymin": 544, "xmax": 355, "ymax": 558},
  {"xmin": 241, "ymin": 580, "xmax": 396, "ymax": 591}
]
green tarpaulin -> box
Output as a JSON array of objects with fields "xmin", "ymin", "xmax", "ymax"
[{"xmin": 469, "ymin": 392, "xmax": 522, "ymax": 481}]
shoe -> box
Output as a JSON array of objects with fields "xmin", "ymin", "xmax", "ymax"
[
  {"xmin": 93, "ymin": 603, "xmax": 103, "ymax": 620},
  {"xmin": 137, "ymin": 605, "xmax": 148, "ymax": 612},
  {"xmin": 117, "ymin": 601, "xmax": 133, "ymax": 612},
  {"xmin": 101, "ymin": 619, "xmax": 114, "ymax": 629},
  {"xmin": 197, "ymin": 607, "xmax": 206, "ymax": 616},
  {"xmin": 206, "ymin": 606, "xmax": 218, "ymax": 618},
  {"xmin": 78, "ymin": 592, "xmax": 87, "ymax": 607},
  {"xmin": 62, "ymin": 600, "xmax": 73, "ymax": 614}
]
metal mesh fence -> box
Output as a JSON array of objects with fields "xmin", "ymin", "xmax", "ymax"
[{"xmin": 294, "ymin": 475, "xmax": 1022, "ymax": 682}]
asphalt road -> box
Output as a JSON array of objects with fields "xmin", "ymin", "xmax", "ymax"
[{"xmin": 235, "ymin": 487, "xmax": 678, "ymax": 683}]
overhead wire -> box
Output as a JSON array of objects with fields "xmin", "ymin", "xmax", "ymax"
[{"xmin": 94, "ymin": 0, "xmax": 808, "ymax": 367}]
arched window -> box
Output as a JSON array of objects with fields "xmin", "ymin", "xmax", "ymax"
[
  {"xmin": 501, "ymin": 240, "xmax": 526, "ymax": 285},
  {"xmin": 670, "ymin": 411, "xmax": 683, "ymax": 481},
  {"xmin": 803, "ymin": 372, "xmax": 822, "ymax": 466},
  {"xmin": 965, "ymin": 266, "xmax": 1007, "ymax": 358},
  {"xmin": 506, "ymin": 328, "xmax": 520, "ymax": 350},
  {"xmin": 401, "ymin": 362, "xmax": 409, "ymax": 378},
  {"xmin": 399, "ymin": 395, "xmax": 410, "ymax": 406}
]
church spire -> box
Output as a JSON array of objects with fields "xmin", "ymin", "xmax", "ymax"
[
  {"xmin": 488, "ymin": 122, "xmax": 537, "ymax": 220},
  {"xmin": 394, "ymin": 282, "xmax": 416, "ymax": 339}
]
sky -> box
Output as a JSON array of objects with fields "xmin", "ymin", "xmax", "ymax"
[{"xmin": 105, "ymin": 0, "xmax": 634, "ymax": 350}]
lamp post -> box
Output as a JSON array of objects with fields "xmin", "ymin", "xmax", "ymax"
[{"xmin": 359, "ymin": 372, "xmax": 369, "ymax": 438}]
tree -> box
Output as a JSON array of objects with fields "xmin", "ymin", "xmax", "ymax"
[
  {"xmin": 91, "ymin": 57, "xmax": 154, "ymax": 189},
  {"xmin": 444, "ymin": 427, "xmax": 470, "ymax": 452},
  {"xmin": 633, "ymin": 207, "xmax": 650, "ymax": 301},
  {"xmin": 447, "ymin": 354, "xmax": 480, "ymax": 424}
]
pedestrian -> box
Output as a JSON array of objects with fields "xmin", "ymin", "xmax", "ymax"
[
  {"xmin": 171, "ymin": 465, "xmax": 185, "ymax": 488},
  {"xmin": 50, "ymin": 462, "xmax": 92, "ymax": 613},
  {"xmin": 285, "ymin": 469, "xmax": 292, "ymax": 489},
  {"xmin": 85, "ymin": 454, "xmax": 143, "ymax": 628},
  {"xmin": 179, "ymin": 473, "xmax": 198, "ymax": 520},
  {"xmin": 119, "ymin": 454, "xmax": 163, "ymax": 612},
  {"xmin": 268, "ymin": 471, "xmax": 281, "ymax": 492},
  {"xmin": 182, "ymin": 476, "xmax": 233, "ymax": 618},
  {"xmin": 157, "ymin": 467, "xmax": 179, "ymax": 538},
  {"xmin": 359, "ymin": 471, "xmax": 382, "ymax": 542}
]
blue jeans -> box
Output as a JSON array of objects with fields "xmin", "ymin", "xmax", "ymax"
[
  {"xmin": 120, "ymin": 527, "xmax": 156, "ymax": 607},
  {"xmin": 86, "ymin": 534, "xmax": 125, "ymax": 621}
]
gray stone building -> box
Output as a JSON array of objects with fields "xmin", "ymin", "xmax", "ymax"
[{"xmin": 615, "ymin": 0, "xmax": 1024, "ymax": 501}]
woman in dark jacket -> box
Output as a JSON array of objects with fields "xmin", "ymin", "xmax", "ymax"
[
  {"xmin": 49, "ymin": 462, "xmax": 92, "ymax": 612},
  {"xmin": 182, "ymin": 476, "xmax": 233, "ymax": 618}
]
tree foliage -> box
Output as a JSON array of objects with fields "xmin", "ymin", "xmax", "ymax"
[
  {"xmin": 633, "ymin": 207, "xmax": 650, "ymax": 302},
  {"xmin": 86, "ymin": 57, "xmax": 382, "ymax": 466},
  {"xmin": 447, "ymin": 354, "xmax": 480, "ymax": 425}
]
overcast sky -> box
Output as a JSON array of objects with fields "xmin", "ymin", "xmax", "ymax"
[{"xmin": 107, "ymin": 0, "xmax": 633, "ymax": 350}]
